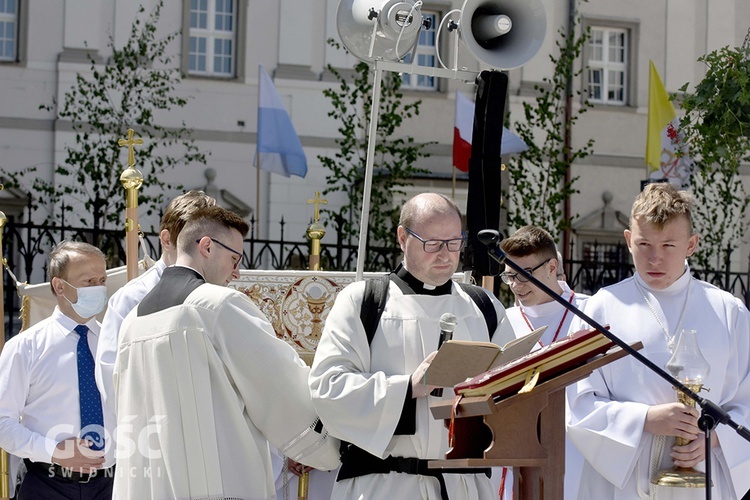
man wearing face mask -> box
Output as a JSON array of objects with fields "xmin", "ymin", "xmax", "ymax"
[{"xmin": 0, "ymin": 240, "xmax": 113, "ymax": 499}]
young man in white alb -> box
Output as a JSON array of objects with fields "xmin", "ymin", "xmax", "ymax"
[
  {"xmin": 568, "ymin": 182, "xmax": 750, "ymax": 499},
  {"xmin": 498, "ymin": 225, "xmax": 588, "ymax": 499}
]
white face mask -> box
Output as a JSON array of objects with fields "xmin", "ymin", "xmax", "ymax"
[{"xmin": 60, "ymin": 279, "xmax": 107, "ymax": 318}]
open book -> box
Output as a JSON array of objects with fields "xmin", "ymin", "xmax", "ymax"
[
  {"xmin": 454, "ymin": 327, "xmax": 614, "ymax": 399},
  {"xmin": 424, "ymin": 326, "xmax": 547, "ymax": 388}
]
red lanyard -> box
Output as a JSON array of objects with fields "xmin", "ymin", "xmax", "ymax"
[{"xmin": 520, "ymin": 291, "xmax": 575, "ymax": 347}]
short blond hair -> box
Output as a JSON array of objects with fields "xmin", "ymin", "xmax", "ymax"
[{"xmin": 630, "ymin": 183, "xmax": 694, "ymax": 233}]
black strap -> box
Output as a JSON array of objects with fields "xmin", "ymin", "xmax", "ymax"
[
  {"xmin": 360, "ymin": 274, "xmax": 391, "ymax": 346},
  {"xmin": 457, "ymin": 282, "xmax": 498, "ymax": 335},
  {"xmin": 360, "ymin": 276, "xmax": 498, "ymax": 347},
  {"xmin": 338, "ymin": 445, "xmax": 491, "ymax": 500}
]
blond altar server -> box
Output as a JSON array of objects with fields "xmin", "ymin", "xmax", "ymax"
[
  {"xmin": 498, "ymin": 225, "xmax": 589, "ymax": 499},
  {"xmin": 310, "ymin": 193, "xmax": 516, "ymax": 500},
  {"xmin": 567, "ymin": 183, "xmax": 750, "ymax": 499},
  {"xmin": 114, "ymin": 206, "xmax": 339, "ymax": 499}
]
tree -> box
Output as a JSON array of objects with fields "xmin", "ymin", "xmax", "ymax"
[
  {"xmin": 318, "ymin": 40, "xmax": 431, "ymax": 264},
  {"xmin": 504, "ymin": 9, "xmax": 594, "ymax": 240},
  {"xmin": 676, "ymin": 40, "xmax": 750, "ymax": 270},
  {"xmin": 1, "ymin": 0, "xmax": 206, "ymax": 231}
]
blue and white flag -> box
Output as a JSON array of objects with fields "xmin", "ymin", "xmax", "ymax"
[{"xmin": 255, "ymin": 65, "xmax": 307, "ymax": 178}]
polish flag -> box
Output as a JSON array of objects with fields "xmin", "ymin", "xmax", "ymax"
[
  {"xmin": 452, "ymin": 90, "xmax": 528, "ymax": 172},
  {"xmin": 453, "ymin": 90, "xmax": 473, "ymax": 172}
]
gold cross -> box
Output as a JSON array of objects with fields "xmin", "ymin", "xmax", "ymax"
[
  {"xmin": 118, "ymin": 128, "xmax": 143, "ymax": 167},
  {"xmin": 307, "ymin": 191, "xmax": 328, "ymax": 222}
]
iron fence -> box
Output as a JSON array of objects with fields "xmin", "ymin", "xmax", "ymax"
[{"xmin": 3, "ymin": 215, "xmax": 749, "ymax": 338}]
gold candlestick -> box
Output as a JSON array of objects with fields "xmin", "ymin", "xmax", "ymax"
[
  {"xmin": 306, "ymin": 192, "xmax": 327, "ymax": 271},
  {"xmin": 297, "ymin": 470, "xmax": 309, "ymax": 500},
  {"xmin": 653, "ymin": 329, "xmax": 711, "ymax": 488}
]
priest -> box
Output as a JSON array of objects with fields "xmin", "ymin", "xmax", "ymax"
[
  {"xmin": 567, "ymin": 183, "xmax": 750, "ymax": 499},
  {"xmin": 309, "ymin": 192, "xmax": 516, "ymax": 500},
  {"xmin": 113, "ymin": 206, "xmax": 340, "ymax": 499}
]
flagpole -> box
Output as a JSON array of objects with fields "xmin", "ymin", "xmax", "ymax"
[
  {"xmin": 256, "ymin": 65, "xmax": 262, "ymax": 238},
  {"xmin": 451, "ymin": 167, "xmax": 456, "ymax": 200},
  {"xmin": 256, "ymin": 150, "xmax": 261, "ymax": 237}
]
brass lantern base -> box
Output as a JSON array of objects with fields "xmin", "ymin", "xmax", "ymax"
[{"xmin": 652, "ymin": 466, "xmax": 712, "ymax": 488}]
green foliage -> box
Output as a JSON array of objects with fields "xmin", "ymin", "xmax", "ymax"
[
  {"xmin": 318, "ymin": 40, "xmax": 431, "ymax": 261},
  {"xmin": 677, "ymin": 44, "xmax": 750, "ymax": 269},
  {"xmin": 1, "ymin": 0, "xmax": 206, "ymax": 229},
  {"xmin": 505, "ymin": 11, "xmax": 594, "ymax": 240}
]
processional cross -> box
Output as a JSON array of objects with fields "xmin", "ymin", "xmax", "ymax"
[
  {"xmin": 118, "ymin": 128, "xmax": 144, "ymax": 167},
  {"xmin": 307, "ymin": 192, "xmax": 327, "ymax": 222},
  {"xmin": 117, "ymin": 128, "xmax": 144, "ymax": 281}
]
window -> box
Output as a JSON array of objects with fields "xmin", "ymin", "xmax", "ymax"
[
  {"xmin": 0, "ymin": 0, "xmax": 17, "ymax": 62},
  {"xmin": 188, "ymin": 0, "xmax": 236, "ymax": 77},
  {"xmin": 587, "ymin": 27, "xmax": 628, "ymax": 105},
  {"xmin": 401, "ymin": 10, "xmax": 438, "ymax": 91}
]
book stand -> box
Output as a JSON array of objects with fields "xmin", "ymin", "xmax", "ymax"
[{"xmin": 429, "ymin": 343, "xmax": 642, "ymax": 499}]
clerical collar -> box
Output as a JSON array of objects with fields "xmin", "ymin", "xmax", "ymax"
[{"xmin": 394, "ymin": 263, "xmax": 453, "ymax": 296}]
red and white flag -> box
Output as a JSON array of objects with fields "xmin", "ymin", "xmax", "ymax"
[{"xmin": 453, "ymin": 90, "xmax": 528, "ymax": 172}]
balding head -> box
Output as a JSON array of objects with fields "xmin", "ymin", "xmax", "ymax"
[
  {"xmin": 399, "ymin": 193, "xmax": 462, "ymax": 229},
  {"xmin": 397, "ymin": 193, "xmax": 464, "ymax": 286}
]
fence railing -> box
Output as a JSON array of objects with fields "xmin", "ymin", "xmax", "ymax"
[{"xmin": 3, "ymin": 216, "xmax": 749, "ymax": 338}]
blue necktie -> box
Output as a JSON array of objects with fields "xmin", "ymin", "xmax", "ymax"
[{"xmin": 75, "ymin": 325, "xmax": 105, "ymax": 451}]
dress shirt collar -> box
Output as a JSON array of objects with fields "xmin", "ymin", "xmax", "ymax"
[{"xmin": 51, "ymin": 306, "xmax": 101, "ymax": 337}]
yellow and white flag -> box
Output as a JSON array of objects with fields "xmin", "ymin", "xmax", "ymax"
[{"xmin": 646, "ymin": 60, "xmax": 694, "ymax": 188}]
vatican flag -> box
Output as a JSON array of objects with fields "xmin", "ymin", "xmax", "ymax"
[
  {"xmin": 646, "ymin": 60, "xmax": 676, "ymax": 171},
  {"xmin": 646, "ymin": 60, "xmax": 694, "ymax": 188}
]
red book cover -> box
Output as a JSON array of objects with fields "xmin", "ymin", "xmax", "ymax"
[{"xmin": 454, "ymin": 327, "xmax": 614, "ymax": 398}]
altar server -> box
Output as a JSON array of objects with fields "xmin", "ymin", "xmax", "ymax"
[
  {"xmin": 95, "ymin": 189, "xmax": 215, "ymax": 460},
  {"xmin": 310, "ymin": 192, "xmax": 515, "ymax": 500},
  {"xmin": 568, "ymin": 182, "xmax": 750, "ymax": 499},
  {"xmin": 113, "ymin": 206, "xmax": 339, "ymax": 499},
  {"xmin": 499, "ymin": 225, "xmax": 588, "ymax": 499}
]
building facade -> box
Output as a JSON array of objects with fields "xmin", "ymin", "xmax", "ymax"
[{"xmin": 0, "ymin": 0, "xmax": 748, "ymax": 272}]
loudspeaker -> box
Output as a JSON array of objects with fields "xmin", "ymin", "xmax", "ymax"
[
  {"xmin": 337, "ymin": 0, "xmax": 423, "ymax": 63},
  {"xmin": 460, "ymin": 0, "xmax": 546, "ymax": 69}
]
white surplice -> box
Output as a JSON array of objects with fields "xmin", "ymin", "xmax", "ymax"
[
  {"xmin": 95, "ymin": 257, "xmax": 166, "ymax": 468},
  {"xmin": 113, "ymin": 282, "xmax": 340, "ymax": 500},
  {"xmin": 567, "ymin": 268, "xmax": 750, "ymax": 499},
  {"xmin": 501, "ymin": 280, "xmax": 589, "ymax": 499},
  {"xmin": 309, "ymin": 279, "xmax": 516, "ymax": 500}
]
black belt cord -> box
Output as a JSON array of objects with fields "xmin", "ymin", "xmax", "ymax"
[{"xmin": 338, "ymin": 445, "xmax": 490, "ymax": 500}]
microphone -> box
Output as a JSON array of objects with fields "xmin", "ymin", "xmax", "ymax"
[
  {"xmin": 432, "ymin": 313, "xmax": 458, "ymax": 397},
  {"xmin": 437, "ymin": 312, "xmax": 458, "ymax": 350},
  {"xmin": 477, "ymin": 229, "xmax": 502, "ymax": 248}
]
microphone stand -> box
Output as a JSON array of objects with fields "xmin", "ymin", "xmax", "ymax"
[{"xmin": 478, "ymin": 229, "xmax": 750, "ymax": 500}]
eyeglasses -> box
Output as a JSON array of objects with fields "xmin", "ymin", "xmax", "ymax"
[
  {"xmin": 404, "ymin": 227, "xmax": 466, "ymax": 253},
  {"xmin": 197, "ymin": 237, "xmax": 243, "ymax": 270},
  {"xmin": 500, "ymin": 258, "xmax": 551, "ymax": 285}
]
